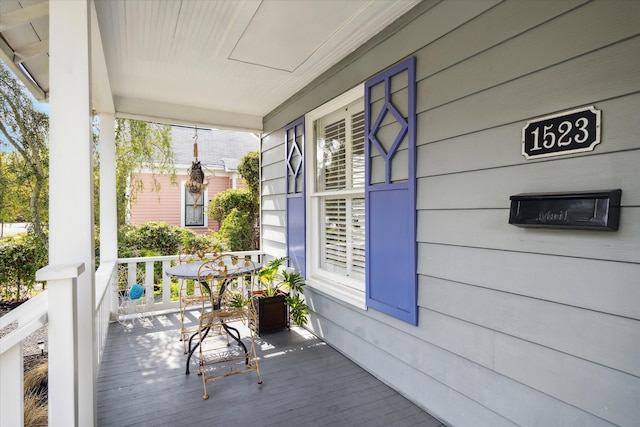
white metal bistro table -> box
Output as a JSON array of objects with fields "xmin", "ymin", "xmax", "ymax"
[
  {"xmin": 165, "ymin": 260, "xmax": 261, "ymax": 281},
  {"xmin": 165, "ymin": 258, "xmax": 261, "ymax": 374}
]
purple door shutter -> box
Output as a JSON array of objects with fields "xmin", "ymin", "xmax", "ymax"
[
  {"xmin": 285, "ymin": 117, "xmax": 306, "ymax": 277},
  {"xmin": 365, "ymin": 57, "xmax": 417, "ymax": 325}
]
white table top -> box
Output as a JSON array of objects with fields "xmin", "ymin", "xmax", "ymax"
[{"xmin": 165, "ymin": 260, "xmax": 261, "ymax": 280}]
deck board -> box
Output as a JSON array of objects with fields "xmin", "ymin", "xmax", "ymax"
[{"xmin": 97, "ymin": 310, "xmax": 444, "ymax": 426}]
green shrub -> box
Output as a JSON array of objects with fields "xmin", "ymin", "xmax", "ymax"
[
  {"xmin": 0, "ymin": 232, "xmax": 47, "ymax": 301},
  {"xmin": 169, "ymin": 281, "xmax": 180, "ymax": 301},
  {"xmin": 238, "ymin": 150, "xmax": 259, "ymax": 197},
  {"xmin": 218, "ymin": 208, "xmax": 253, "ymax": 252},
  {"xmin": 0, "ymin": 221, "xmax": 248, "ymax": 303},
  {"xmin": 115, "ymin": 223, "xmax": 228, "ymax": 295},
  {"xmin": 118, "ymin": 222, "xmax": 188, "ymax": 257},
  {"xmin": 181, "ymin": 231, "xmax": 225, "ymax": 256},
  {"xmin": 207, "ymin": 189, "xmax": 255, "ymax": 227},
  {"xmin": 116, "ymin": 222, "xmax": 190, "ymax": 294}
]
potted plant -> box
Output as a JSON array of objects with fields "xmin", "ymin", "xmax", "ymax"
[{"xmin": 253, "ymin": 257, "xmax": 309, "ymax": 334}]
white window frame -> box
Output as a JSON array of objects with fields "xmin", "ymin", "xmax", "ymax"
[
  {"xmin": 180, "ymin": 180, "xmax": 208, "ymax": 228},
  {"xmin": 305, "ymin": 85, "xmax": 367, "ymax": 310}
]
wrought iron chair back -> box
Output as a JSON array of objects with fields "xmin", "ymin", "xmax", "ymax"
[
  {"xmin": 194, "ymin": 254, "xmax": 262, "ymax": 399},
  {"xmin": 178, "ymin": 247, "xmax": 217, "ymax": 354}
]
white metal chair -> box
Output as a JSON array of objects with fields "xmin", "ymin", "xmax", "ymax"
[{"xmin": 117, "ymin": 283, "xmax": 153, "ymax": 330}]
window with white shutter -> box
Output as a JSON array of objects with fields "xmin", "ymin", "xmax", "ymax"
[
  {"xmin": 303, "ymin": 59, "xmax": 416, "ymax": 317},
  {"xmin": 306, "ymin": 87, "xmax": 366, "ymax": 307}
]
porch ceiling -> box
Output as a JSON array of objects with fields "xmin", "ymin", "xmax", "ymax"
[{"xmin": 0, "ymin": 0, "xmax": 419, "ymax": 132}]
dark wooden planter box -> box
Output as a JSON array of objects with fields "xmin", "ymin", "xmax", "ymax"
[{"xmin": 252, "ymin": 293, "xmax": 288, "ymax": 335}]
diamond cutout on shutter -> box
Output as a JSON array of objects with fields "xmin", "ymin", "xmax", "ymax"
[
  {"xmin": 369, "ymin": 100, "xmax": 408, "ymax": 162},
  {"xmin": 287, "ymin": 136, "xmax": 302, "ymax": 180},
  {"xmin": 286, "ymin": 123, "xmax": 304, "ymax": 195}
]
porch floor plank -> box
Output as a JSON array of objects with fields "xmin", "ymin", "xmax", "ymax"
[{"xmin": 97, "ymin": 310, "xmax": 444, "ymax": 426}]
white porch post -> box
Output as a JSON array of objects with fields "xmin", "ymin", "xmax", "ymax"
[
  {"xmin": 49, "ymin": 1, "xmax": 96, "ymax": 426},
  {"xmin": 98, "ymin": 114, "xmax": 117, "ymax": 262},
  {"xmin": 36, "ymin": 264, "xmax": 85, "ymax": 427},
  {"xmin": 98, "ymin": 113, "xmax": 119, "ymax": 316}
]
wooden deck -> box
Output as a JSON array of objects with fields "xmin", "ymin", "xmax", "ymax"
[{"xmin": 97, "ymin": 310, "xmax": 444, "ymax": 426}]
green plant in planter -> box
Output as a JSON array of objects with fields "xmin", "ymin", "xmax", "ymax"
[{"xmin": 257, "ymin": 257, "xmax": 309, "ymax": 326}]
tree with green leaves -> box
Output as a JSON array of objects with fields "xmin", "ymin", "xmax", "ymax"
[
  {"xmin": 0, "ymin": 63, "xmax": 178, "ymax": 298},
  {"xmin": 0, "ymin": 152, "xmax": 34, "ymax": 236},
  {"xmin": 238, "ymin": 149, "xmax": 260, "ymax": 248},
  {"xmin": 0, "ymin": 64, "xmax": 49, "ymax": 244},
  {"xmin": 112, "ymin": 118, "xmax": 176, "ymax": 227},
  {"xmin": 208, "ymin": 188, "xmax": 254, "ymax": 227},
  {"xmin": 207, "ymin": 149, "xmax": 260, "ymax": 250},
  {"xmin": 238, "ymin": 149, "xmax": 259, "ymax": 198}
]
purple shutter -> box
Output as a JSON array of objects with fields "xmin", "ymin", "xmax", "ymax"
[
  {"xmin": 365, "ymin": 57, "xmax": 417, "ymax": 325},
  {"xmin": 285, "ymin": 117, "xmax": 306, "ymax": 276}
]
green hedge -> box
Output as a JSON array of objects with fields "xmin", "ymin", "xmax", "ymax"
[
  {"xmin": 218, "ymin": 208, "xmax": 253, "ymax": 252},
  {"xmin": 118, "ymin": 221, "xmax": 188, "ymax": 258},
  {"xmin": 207, "ymin": 189, "xmax": 255, "ymax": 227},
  {"xmin": 0, "ymin": 222, "xmax": 247, "ymax": 302},
  {"xmin": 0, "ymin": 232, "xmax": 47, "ymax": 301}
]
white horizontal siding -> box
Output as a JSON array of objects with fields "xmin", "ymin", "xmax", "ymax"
[
  {"xmin": 261, "ymin": 224, "xmax": 286, "ymax": 243},
  {"xmin": 261, "ymin": 144, "xmax": 283, "ymax": 169},
  {"xmin": 261, "ymin": 172, "xmax": 286, "ymax": 195},
  {"xmin": 419, "ymin": 0, "xmax": 639, "ymax": 111},
  {"xmin": 261, "ymin": 211, "xmax": 284, "ymax": 228},
  {"xmin": 418, "ymin": 208, "xmax": 640, "ymax": 263},
  {"xmin": 260, "ymin": 128, "xmax": 287, "ymax": 257},
  {"xmin": 260, "ymin": 193, "xmax": 285, "ymax": 212},
  {"xmin": 422, "ymin": 277, "xmax": 640, "ymax": 376},
  {"xmin": 261, "ymin": 239, "xmax": 286, "ymax": 260},
  {"xmin": 260, "ymin": 1, "xmax": 640, "ymax": 425},
  {"xmin": 307, "ymin": 290, "xmax": 617, "ymax": 427},
  {"xmin": 494, "ymin": 334, "xmax": 639, "ymax": 427},
  {"xmin": 305, "ymin": 291, "xmax": 517, "ymax": 427},
  {"xmin": 414, "ymin": 0, "xmax": 588, "ymax": 81},
  {"xmin": 418, "ymin": 150, "xmax": 640, "ymax": 209},
  {"xmin": 261, "ymin": 128, "xmax": 284, "ymax": 152},
  {"xmin": 420, "ymin": 243, "xmax": 640, "ymax": 320},
  {"xmin": 418, "ymin": 94, "xmax": 640, "ymax": 176},
  {"xmin": 420, "ymin": 36, "xmax": 640, "ymax": 143}
]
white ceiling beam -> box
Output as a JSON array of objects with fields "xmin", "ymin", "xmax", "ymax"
[
  {"xmin": 0, "ymin": 37, "xmax": 46, "ymax": 100},
  {"xmin": 0, "ymin": 2, "xmax": 49, "ymax": 32},
  {"xmin": 90, "ymin": 0, "xmax": 114, "ymax": 114},
  {"xmin": 113, "ymin": 96, "xmax": 263, "ymax": 133},
  {"xmin": 13, "ymin": 39, "xmax": 49, "ymax": 63}
]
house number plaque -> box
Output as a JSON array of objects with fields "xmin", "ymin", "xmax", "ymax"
[{"xmin": 522, "ymin": 106, "xmax": 601, "ymax": 159}]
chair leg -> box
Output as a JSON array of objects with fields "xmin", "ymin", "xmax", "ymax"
[
  {"xmin": 248, "ymin": 328, "xmax": 262, "ymax": 384},
  {"xmin": 179, "ymin": 299, "xmax": 188, "ymax": 354},
  {"xmin": 200, "ymin": 355, "xmax": 208, "ymax": 399},
  {"xmin": 199, "ymin": 326, "xmax": 209, "ymax": 399}
]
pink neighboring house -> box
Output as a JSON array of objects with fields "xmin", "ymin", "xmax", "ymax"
[{"xmin": 129, "ymin": 126, "xmax": 258, "ymax": 234}]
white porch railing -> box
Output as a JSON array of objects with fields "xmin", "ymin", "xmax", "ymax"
[
  {"xmin": 0, "ymin": 263, "xmax": 85, "ymax": 426},
  {"xmin": 95, "ymin": 261, "xmax": 117, "ymax": 365},
  {"xmin": 115, "ymin": 250, "xmax": 263, "ymax": 317},
  {"xmin": 0, "ymin": 290, "xmax": 49, "ymax": 427},
  {"xmin": 0, "ymin": 250, "xmax": 263, "ymax": 426}
]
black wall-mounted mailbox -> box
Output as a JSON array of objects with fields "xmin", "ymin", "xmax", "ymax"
[{"xmin": 509, "ymin": 189, "xmax": 621, "ymax": 231}]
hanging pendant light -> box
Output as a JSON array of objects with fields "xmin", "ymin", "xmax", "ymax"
[{"xmin": 185, "ymin": 126, "xmax": 206, "ymax": 208}]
